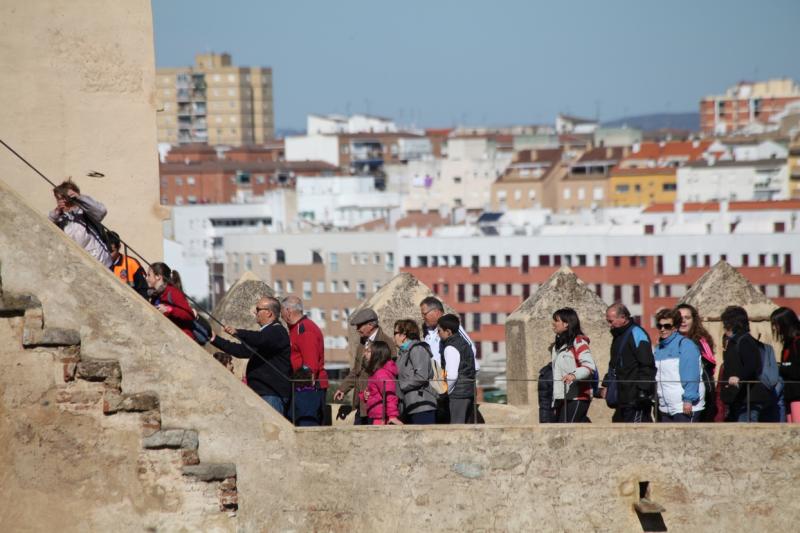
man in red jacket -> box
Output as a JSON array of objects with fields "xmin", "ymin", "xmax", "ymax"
[{"xmin": 281, "ymin": 295, "xmax": 328, "ymax": 426}]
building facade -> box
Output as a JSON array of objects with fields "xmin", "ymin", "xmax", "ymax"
[
  {"xmin": 677, "ymin": 159, "xmax": 789, "ymax": 202},
  {"xmin": 700, "ymin": 79, "xmax": 800, "ymax": 135},
  {"xmin": 156, "ymin": 53, "xmax": 274, "ymax": 146}
]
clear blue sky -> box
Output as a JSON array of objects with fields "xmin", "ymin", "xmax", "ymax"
[{"xmin": 152, "ymin": 0, "xmax": 800, "ymax": 131}]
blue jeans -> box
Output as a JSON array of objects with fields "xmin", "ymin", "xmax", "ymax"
[
  {"xmin": 726, "ymin": 401, "xmax": 779, "ymax": 422},
  {"xmin": 407, "ymin": 410, "xmax": 436, "ymax": 424},
  {"xmin": 261, "ymin": 394, "xmax": 289, "ymax": 419}
]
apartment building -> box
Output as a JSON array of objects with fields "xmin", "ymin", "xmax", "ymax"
[
  {"xmin": 677, "ymin": 158, "xmax": 789, "ymax": 202},
  {"xmin": 790, "ymin": 140, "xmax": 800, "ymax": 198},
  {"xmin": 490, "ymin": 148, "xmax": 568, "ymax": 210},
  {"xmin": 555, "ymin": 147, "xmax": 625, "ymax": 212},
  {"xmin": 400, "ymin": 200, "xmax": 800, "ymax": 371},
  {"xmin": 608, "ymin": 140, "xmax": 712, "ymax": 207},
  {"xmin": 218, "ymin": 232, "xmax": 398, "ymax": 363},
  {"xmin": 700, "ymin": 79, "xmax": 800, "ymax": 135},
  {"xmin": 156, "ymin": 52, "xmax": 274, "ymax": 146}
]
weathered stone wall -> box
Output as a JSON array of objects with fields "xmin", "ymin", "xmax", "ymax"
[
  {"xmin": 506, "ymin": 267, "xmax": 612, "ymax": 423},
  {"xmin": 295, "ymin": 424, "xmax": 800, "ymax": 532},
  {"xmin": 0, "ymin": 0, "xmax": 164, "ymax": 260}
]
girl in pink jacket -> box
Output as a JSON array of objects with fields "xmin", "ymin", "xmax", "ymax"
[{"xmin": 359, "ymin": 340, "xmax": 403, "ymax": 425}]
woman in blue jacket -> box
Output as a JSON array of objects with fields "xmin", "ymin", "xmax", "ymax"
[{"xmin": 654, "ymin": 308, "xmax": 704, "ymax": 422}]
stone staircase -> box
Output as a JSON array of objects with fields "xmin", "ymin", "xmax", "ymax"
[{"xmin": 0, "ymin": 290, "xmax": 239, "ymax": 519}]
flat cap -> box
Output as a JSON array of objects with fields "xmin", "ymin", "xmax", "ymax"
[{"xmin": 349, "ymin": 308, "xmax": 378, "ymax": 326}]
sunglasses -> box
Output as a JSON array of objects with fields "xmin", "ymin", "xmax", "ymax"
[{"xmin": 656, "ymin": 323, "xmax": 674, "ymax": 330}]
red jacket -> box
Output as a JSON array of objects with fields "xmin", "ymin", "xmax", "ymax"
[
  {"xmin": 359, "ymin": 360, "xmax": 399, "ymax": 424},
  {"xmin": 288, "ymin": 316, "xmax": 328, "ymax": 389},
  {"xmin": 154, "ymin": 284, "xmax": 195, "ymax": 339}
]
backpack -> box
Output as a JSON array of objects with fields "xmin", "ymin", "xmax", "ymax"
[
  {"xmin": 416, "ymin": 341, "xmax": 447, "ymax": 395},
  {"xmin": 757, "ymin": 341, "xmax": 780, "ymax": 390}
]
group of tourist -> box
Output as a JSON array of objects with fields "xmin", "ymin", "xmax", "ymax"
[
  {"xmin": 50, "ymin": 180, "xmax": 800, "ymax": 426},
  {"xmin": 540, "ymin": 302, "xmax": 800, "ymax": 424}
]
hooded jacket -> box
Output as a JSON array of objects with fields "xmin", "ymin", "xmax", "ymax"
[{"xmin": 396, "ymin": 341, "xmax": 437, "ymax": 415}]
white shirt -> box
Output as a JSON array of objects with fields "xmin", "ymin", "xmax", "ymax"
[{"xmin": 423, "ymin": 326, "xmax": 479, "ymax": 372}]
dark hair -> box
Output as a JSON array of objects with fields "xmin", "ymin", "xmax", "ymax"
[
  {"xmin": 437, "ymin": 313, "xmax": 460, "ymax": 335},
  {"xmin": 607, "ymin": 302, "xmax": 631, "ymax": 320},
  {"xmin": 676, "ymin": 303, "xmax": 715, "ymax": 352},
  {"xmin": 721, "ymin": 305, "xmax": 749, "ymax": 335},
  {"xmin": 107, "ymin": 231, "xmax": 122, "ymax": 251},
  {"xmin": 394, "ymin": 319, "xmax": 421, "ymax": 341},
  {"xmin": 655, "ymin": 308, "xmax": 681, "ymax": 326},
  {"xmin": 770, "ymin": 307, "xmax": 800, "ymax": 345},
  {"xmin": 551, "ymin": 307, "xmax": 585, "ymax": 349},
  {"xmin": 150, "ymin": 262, "xmax": 183, "ymax": 292},
  {"xmin": 420, "ymin": 296, "xmax": 444, "ymax": 313},
  {"xmin": 263, "ymin": 296, "xmax": 281, "ymax": 317},
  {"xmin": 213, "ymin": 352, "xmax": 232, "ymax": 369},
  {"xmin": 365, "ymin": 340, "xmax": 393, "ymax": 374},
  {"xmin": 53, "ymin": 180, "xmax": 80, "ymax": 197}
]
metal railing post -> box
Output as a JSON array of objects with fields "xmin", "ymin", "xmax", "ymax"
[
  {"xmin": 291, "ymin": 383, "xmax": 296, "ymax": 426},
  {"xmin": 563, "ymin": 380, "xmax": 568, "ymax": 423},
  {"xmin": 382, "ymin": 380, "xmax": 387, "ymax": 424},
  {"xmin": 473, "ymin": 378, "xmax": 478, "ymax": 424},
  {"xmin": 746, "ymin": 382, "xmax": 751, "ymax": 424}
]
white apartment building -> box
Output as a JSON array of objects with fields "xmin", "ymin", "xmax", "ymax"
[
  {"xmin": 677, "ymin": 159, "xmax": 789, "ymax": 202},
  {"xmin": 163, "ymin": 196, "xmax": 292, "ymax": 303},
  {"xmin": 285, "ymin": 135, "xmax": 340, "ymax": 167},
  {"xmin": 296, "ymin": 175, "xmax": 401, "ymax": 228},
  {"xmin": 396, "ymin": 137, "xmax": 512, "ymax": 212},
  {"xmin": 707, "ymin": 139, "xmax": 788, "ymax": 161},
  {"xmin": 307, "ymin": 113, "xmax": 398, "ymax": 135}
]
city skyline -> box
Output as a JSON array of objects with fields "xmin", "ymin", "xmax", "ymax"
[{"xmin": 152, "ymin": 0, "xmax": 800, "ymax": 131}]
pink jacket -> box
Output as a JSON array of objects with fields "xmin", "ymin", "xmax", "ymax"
[{"xmin": 359, "ymin": 360, "xmax": 399, "ymax": 424}]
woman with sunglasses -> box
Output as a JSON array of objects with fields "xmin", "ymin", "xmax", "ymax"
[{"xmin": 653, "ymin": 308, "xmax": 705, "ymax": 422}]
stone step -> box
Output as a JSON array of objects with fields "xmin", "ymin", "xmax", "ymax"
[
  {"xmin": 142, "ymin": 429, "xmax": 199, "ymax": 451},
  {"xmin": 0, "ymin": 294, "xmax": 40, "ymax": 316},
  {"xmin": 103, "ymin": 391, "xmax": 160, "ymax": 414},
  {"xmin": 76, "ymin": 358, "xmax": 122, "ymax": 388},
  {"xmin": 22, "ymin": 327, "xmax": 81, "ymax": 347},
  {"xmin": 182, "ymin": 463, "xmax": 237, "ymax": 482}
]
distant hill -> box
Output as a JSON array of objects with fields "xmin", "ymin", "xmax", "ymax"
[{"xmin": 602, "ymin": 112, "xmax": 699, "ymax": 132}]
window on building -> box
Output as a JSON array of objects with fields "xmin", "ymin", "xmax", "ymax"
[
  {"xmin": 275, "ymin": 249, "xmax": 286, "ymax": 264},
  {"xmin": 457, "ymin": 284, "xmax": 465, "ymax": 303},
  {"xmin": 490, "ymin": 313, "xmax": 498, "ymax": 325},
  {"xmin": 286, "ymin": 280, "xmax": 294, "ymax": 293},
  {"xmin": 186, "ymin": 176, "xmax": 196, "ymax": 185},
  {"xmin": 539, "ymin": 255, "xmax": 550, "ymax": 267},
  {"xmin": 595, "ymin": 284, "xmax": 602, "ymax": 297},
  {"xmin": 330, "ymin": 280, "xmax": 338, "ymax": 293},
  {"xmin": 490, "ymin": 255, "xmax": 496, "ymax": 267},
  {"xmin": 613, "ymin": 256, "xmax": 621, "ymax": 267},
  {"xmin": 473, "ymin": 313, "xmax": 482, "ymax": 331},
  {"xmin": 663, "ymin": 183, "xmax": 677, "ymax": 191},
  {"xmin": 373, "ymin": 253, "xmax": 381, "ymax": 264},
  {"xmin": 373, "ymin": 280, "xmax": 382, "ymax": 293},
  {"xmin": 577, "ymin": 254, "xmax": 587, "ymax": 266},
  {"xmin": 775, "ymin": 222, "xmax": 786, "ymax": 233},
  {"xmin": 490, "ymin": 284, "xmax": 497, "ymax": 296},
  {"xmin": 404, "ymin": 255, "xmax": 411, "ymax": 267},
  {"xmin": 454, "ymin": 256, "xmax": 463, "ymax": 267},
  {"xmin": 312, "ymin": 251, "xmax": 323, "ymax": 264},
  {"xmin": 742, "ymin": 254, "xmax": 749, "ymax": 267},
  {"xmin": 274, "ymin": 280, "xmax": 283, "ymax": 294},
  {"xmin": 633, "ymin": 285, "xmax": 641, "ymax": 304},
  {"xmin": 418, "ymin": 256, "xmax": 428, "ymax": 267},
  {"xmin": 505, "ymin": 255, "xmax": 512, "ymax": 267},
  {"xmin": 175, "ymin": 177, "xmax": 183, "ymax": 186},
  {"xmin": 759, "ymin": 254, "xmax": 767, "ymax": 267},
  {"xmin": 593, "ymin": 187, "xmax": 604, "ymax": 200},
  {"xmin": 471, "ymin": 255, "xmax": 479, "ymax": 274},
  {"xmin": 563, "ymin": 188, "xmax": 572, "ymax": 200},
  {"xmin": 316, "ymin": 281, "xmax": 325, "ymax": 294},
  {"xmin": 386, "ymin": 253, "xmax": 394, "ymax": 271},
  {"xmin": 329, "ymin": 252, "xmax": 338, "ymax": 272},
  {"xmin": 472, "ymin": 284, "xmax": 480, "ymax": 302},
  {"xmin": 578, "ymin": 187, "xmax": 586, "ymax": 200},
  {"xmin": 342, "ymin": 280, "xmax": 350, "ymax": 292},
  {"xmin": 613, "ymin": 285, "xmax": 622, "ymax": 301},
  {"xmin": 356, "ymin": 281, "xmax": 366, "ymax": 299},
  {"xmin": 303, "ymin": 281, "xmax": 312, "ymax": 299}
]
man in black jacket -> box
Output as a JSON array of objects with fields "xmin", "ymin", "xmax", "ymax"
[
  {"xmin": 210, "ymin": 296, "xmax": 292, "ymax": 419},
  {"xmin": 600, "ymin": 303, "xmax": 656, "ymax": 423},
  {"xmin": 720, "ymin": 305, "xmax": 776, "ymax": 422}
]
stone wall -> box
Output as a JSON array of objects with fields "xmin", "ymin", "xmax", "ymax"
[
  {"xmin": 3, "ymin": 181, "xmax": 800, "ymax": 531},
  {"xmin": 0, "ymin": 0, "xmax": 164, "ymax": 260}
]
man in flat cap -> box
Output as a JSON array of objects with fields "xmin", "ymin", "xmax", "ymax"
[{"xmin": 333, "ymin": 307, "xmax": 397, "ymax": 425}]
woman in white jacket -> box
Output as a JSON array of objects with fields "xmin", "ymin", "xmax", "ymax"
[
  {"xmin": 550, "ymin": 307, "xmax": 597, "ymax": 423},
  {"xmin": 49, "ymin": 180, "xmax": 112, "ymax": 268}
]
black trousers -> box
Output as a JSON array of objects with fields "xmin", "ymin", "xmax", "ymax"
[{"xmin": 554, "ymin": 399, "xmax": 590, "ymax": 423}]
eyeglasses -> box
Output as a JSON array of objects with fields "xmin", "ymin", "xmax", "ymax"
[
  {"xmin": 255, "ymin": 307, "xmax": 270, "ymax": 313},
  {"xmin": 656, "ymin": 323, "xmax": 674, "ymax": 330},
  {"xmin": 421, "ymin": 308, "xmax": 436, "ymax": 316}
]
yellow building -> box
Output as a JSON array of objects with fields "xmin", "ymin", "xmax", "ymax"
[
  {"xmin": 608, "ymin": 167, "xmax": 677, "ymax": 207},
  {"xmin": 156, "ymin": 53, "xmax": 274, "ymax": 146}
]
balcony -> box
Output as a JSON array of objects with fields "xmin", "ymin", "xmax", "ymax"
[
  {"xmin": 176, "ymin": 89, "xmax": 191, "ymax": 102},
  {"xmin": 191, "ymin": 102, "xmax": 207, "ymax": 115},
  {"xmin": 177, "ymin": 104, "xmax": 192, "ymax": 117}
]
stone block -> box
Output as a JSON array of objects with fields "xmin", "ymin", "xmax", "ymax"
[
  {"xmin": 142, "ymin": 429, "xmax": 199, "ymax": 450},
  {"xmin": 76, "ymin": 359, "xmax": 122, "ymax": 387},
  {"xmin": 0, "ymin": 293, "xmax": 41, "ymax": 315},
  {"xmin": 22, "ymin": 327, "xmax": 81, "ymax": 347},
  {"xmin": 183, "ymin": 463, "xmax": 237, "ymax": 482},
  {"xmin": 103, "ymin": 391, "xmax": 159, "ymax": 414}
]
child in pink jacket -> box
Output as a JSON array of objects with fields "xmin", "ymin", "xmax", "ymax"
[{"xmin": 359, "ymin": 340, "xmax": 403, "ymax": 425}]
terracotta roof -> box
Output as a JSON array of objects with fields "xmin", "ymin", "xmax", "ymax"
[
  {"xmin": 643, "ymin": 200, "xmax": 800, "ymax": 213},
  {"xmin": 395, "ymin": 211, "xmax": 449, "ymax": 230},
  {"xmin": 621, "ymin": 140, "xmax": 712, "ymax": 163},
  {"xmin": 575, "ymin": 146, "xmax": 625, "ymax": 163},
  {"xmin": 167, "ymin": 143, "xmax": 217, "ymax": 154},
  {"xmin": 514, "ymin": 148, "xmax": 563, "ymax": 164},
  {"xmin": 425, "ymin": 128, "xmax": 453, "ymax": 137}
]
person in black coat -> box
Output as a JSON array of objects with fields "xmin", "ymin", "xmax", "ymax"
[
  {"xmin": 771, "ymin": 307, "xmax": 800, "ymax": 422},
  {"xmin": 720, "ymin": 305, "xmax": 775, "ymax": 422},
  {"xmin": 210, "ymin": 296, "xmax": 292, "ymax": 419}
]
